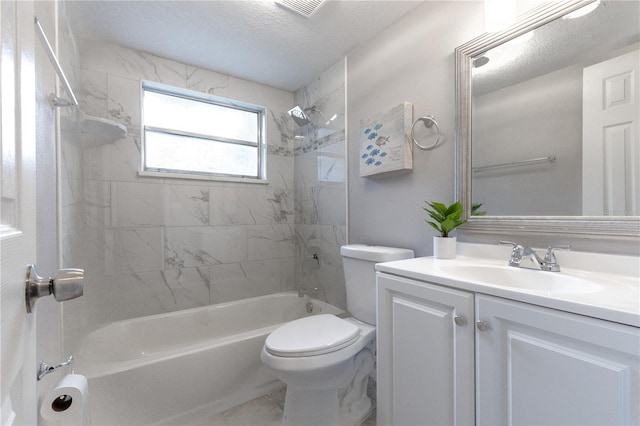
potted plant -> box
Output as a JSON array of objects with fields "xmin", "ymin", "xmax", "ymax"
[{"xmin": 422, "ymin": 201, "xmax": 484, "ymax": 259}]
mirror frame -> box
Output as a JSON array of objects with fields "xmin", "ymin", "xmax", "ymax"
[{"xmin": 455, "ymin": 0, "xmax": 640, "ymax": 239}]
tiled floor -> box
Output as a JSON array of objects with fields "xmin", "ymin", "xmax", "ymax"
[
  {"xmin": 203, "ymin": 388, "xmax": 286, "ymax": 425},
  {"xmin": 189, "ymin": 387, "xmax": 377, "ymax": 425}
]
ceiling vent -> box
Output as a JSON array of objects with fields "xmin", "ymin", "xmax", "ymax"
[{"xmin": 275, "ymin": 0, "xmax": 325, "ymax": 18}]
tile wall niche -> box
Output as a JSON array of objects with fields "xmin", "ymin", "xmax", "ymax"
[
  {"xmin": 293, "ymin": 60, "xmax": 347, "ymax": 309},
  {"xmin": 61, "ymin": 41, "xmax": 301, "ymax": 352}
]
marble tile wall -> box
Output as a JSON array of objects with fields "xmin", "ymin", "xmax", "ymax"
[
  {"xmin": 293, "ymin": 60, "xmax": 348, "ymax": 309},
  {"xmin": 61, "ymin": 41, "xmax": 299, "ymax": 352}
]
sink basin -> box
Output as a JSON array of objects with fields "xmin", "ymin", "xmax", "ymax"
[{"xmin": 439, "ymin": 264, "xmax": 604, "ymax": 294}]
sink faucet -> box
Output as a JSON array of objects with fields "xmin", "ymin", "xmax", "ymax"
[
  {"xmin": 500, "ymin": 241, "xmax": 543, "ymax": 269},
  {"xmin": 499, "ymin": 241, "xmax": 570, "ymax": 272}
]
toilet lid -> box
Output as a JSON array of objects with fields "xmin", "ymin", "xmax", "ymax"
[{"xmin": 265, "ymin": 314, "xmax": 360, "ymax": 357}]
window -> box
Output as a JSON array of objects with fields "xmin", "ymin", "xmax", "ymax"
[{"xmin": 141, "ymin": 81, "xmax": 266, "ymax": 181}]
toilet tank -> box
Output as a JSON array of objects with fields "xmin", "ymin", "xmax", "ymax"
[{"xmin": 340, "ymin": 245, "xmax": 414, "ymax": 325}]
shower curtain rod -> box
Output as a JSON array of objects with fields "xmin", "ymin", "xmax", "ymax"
[
  {"xmin": 472, "ymin": 155, "xmax": 556, "ymax": 173},
  {"xmin": 34, "ymin": 17, "xmax": 78, "ymax": 108}
]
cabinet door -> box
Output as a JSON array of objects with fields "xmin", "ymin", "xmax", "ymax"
[
  {"xmin": 377, "ymin": 273, "xmax": 475, "ymax": 426},
  {"xmin": 476, "ymin": 295, "xmax": 640, "ymax": 426}
]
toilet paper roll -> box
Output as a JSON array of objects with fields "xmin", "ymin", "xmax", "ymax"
[{"xmin": 41, "ymin": 374, "xmax": 91, "ymax": 426}]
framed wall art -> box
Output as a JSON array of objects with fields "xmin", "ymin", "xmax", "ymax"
[{"xmin": 359, "ymin": 102, "xmax": 413, "ymax": 177}]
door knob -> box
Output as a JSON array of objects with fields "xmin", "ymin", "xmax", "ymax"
[
  {"xmin": 454, "ymin": 315, "xmax": 465, "ymax": 326},
  {"xmin": 25, "ymin": 264, "xmax": 84, "ymax": 313},
  {"xmin": 476, "ymin": 320, "xmax": 489, "ymax": 332}
]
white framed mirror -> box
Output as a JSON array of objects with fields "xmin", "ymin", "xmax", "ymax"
[{"xmin": 455, "ymin": 0, "xmax": 640, "ymax": 238}]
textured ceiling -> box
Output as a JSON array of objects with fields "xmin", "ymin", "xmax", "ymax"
[
  {"xmin": 64, "ymin": 0, "xmax": 425, "ymax": 92},
  {"xmin": 473, "ymin": 0, "xmax": 640, "ymax": 95}
]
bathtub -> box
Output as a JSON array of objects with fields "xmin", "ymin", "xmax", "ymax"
[{"xmin": 74, "ymin": 291, "xmax": 344, "ymax": 425}]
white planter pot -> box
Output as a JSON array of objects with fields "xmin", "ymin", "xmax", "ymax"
[{"xmin": 433, "ymin": 236, "xmax": 456, "ymax": 259}]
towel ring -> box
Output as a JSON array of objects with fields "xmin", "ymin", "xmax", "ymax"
[{"xmin": 411, "ymin": 116, "xmax": 441, "ymax": 150}]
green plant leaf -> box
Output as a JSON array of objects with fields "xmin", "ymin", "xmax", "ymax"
[
  {"xmin": 445, "ymin": 210, "xmax": 462, "ymax": 222},
  {"xmin": 425, "ymin": 210, "xmax": 444, "ymax": 222},
  {"xmin": 471, "ymin": 202, "xmax": 486, "ymax": 216},
  {"xmin": 423, "ymin": 200, "xmax": 468, "ymax": 237},
  {"xmin": 423, "ymin": 204, "xmax": 444, "ymax": 223},
  {"xmin": 441, "ymin": 218, "xmax": 455, "ymax": 232},
  {"xmin": 428, "ymin": 201, "xmax": 448, "ymax": 215},
  {"xmin": 426, "ymin": 220, "xmax": 442, "ymax": 233},
  {"xmin": 445, "ymin": 201, "xmax": 462, "ymax": 217}
]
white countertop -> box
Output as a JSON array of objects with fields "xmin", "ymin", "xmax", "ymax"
[{"xmin": 375, "ymin": 243, "xmax": 640, "ymax": 327}]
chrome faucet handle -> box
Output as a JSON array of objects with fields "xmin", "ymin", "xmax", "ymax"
[
  {"xmin": 499, "ymin": 241, "xmax": 522, "ymax": 254},
  {"xmin": 499, "ymin": 241, "xmax": 523, "ymax": 265},
  {"xmin": 542, "ymin": 245, "xmax": 571, "ymax": 271}
]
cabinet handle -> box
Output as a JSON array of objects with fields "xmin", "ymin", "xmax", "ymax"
[
  {"xmin": 476, "ymin": 320, "xmax": 489, "ymax": 332},
  {"xmin": 454, "ymin": 315, "xmax": 465, "ymax": 326}
]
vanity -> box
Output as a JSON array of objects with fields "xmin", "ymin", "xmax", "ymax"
[{"xmin": 375, "ymin": 243, "xmax": 640, "ymax": 425}]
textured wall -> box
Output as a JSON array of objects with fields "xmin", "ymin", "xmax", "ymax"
[{"xmin": 347, "ymin": 1, "xmax": 485, "ymax": 256}]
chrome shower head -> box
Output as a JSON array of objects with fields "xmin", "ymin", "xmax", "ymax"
[{"xmin": 288, "ymin": 105, "xmax": 311, "ymax": 127}]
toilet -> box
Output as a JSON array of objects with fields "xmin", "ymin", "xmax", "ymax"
[{"xmin": 260, "ymin": 244, "xmax": 414, "ymax": 426}]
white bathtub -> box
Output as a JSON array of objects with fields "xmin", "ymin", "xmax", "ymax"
[{"xmin": 74, "ymin": 291, "xmax": 344, "ymax": 425}]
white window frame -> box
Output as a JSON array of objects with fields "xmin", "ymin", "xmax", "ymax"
[{"xmin": 139, "ymin": 80, "xmax": 267, "ymax": 183}]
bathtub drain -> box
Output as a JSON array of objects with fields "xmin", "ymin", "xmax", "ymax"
[{"xmin": 306, "ymin": 302, "xmax": 313, "ymax": 314}]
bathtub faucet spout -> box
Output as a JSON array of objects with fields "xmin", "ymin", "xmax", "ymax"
[{"xmin": 298, "ymin": 286, "xmax": 319, "ymax": 298}]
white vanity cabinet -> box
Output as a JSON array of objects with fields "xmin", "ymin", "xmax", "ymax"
[
  {"xmin": 376, "ymin": 273, "xmax": 475, "ymax": 426},
  {"xmin": 476, "ymin": 294, "xmax": 640, "ymax": 426},
  {"xmin": 377, "ymin": 272, "xmax": 640, "ymax": 426}
]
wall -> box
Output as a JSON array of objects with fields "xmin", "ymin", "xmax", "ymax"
[
  {"xmin": 347, "ymin": 1, "xmax": 485, "ymax": 256},
  {"xmin": 294, "ymin": 60, "xmax": 347, "ymax": 309},
  {"xmin": 61, "ymin": 41, "xmax": 297, "ymax": 352}
]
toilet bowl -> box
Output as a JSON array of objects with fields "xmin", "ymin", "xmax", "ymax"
[
  {"xmin": 261, "ymin": 315, "xmax": 376, "ymax": 425},
  {"xmin": 261, "ymin": 244, "xmax": 414, "ymax": 426}
]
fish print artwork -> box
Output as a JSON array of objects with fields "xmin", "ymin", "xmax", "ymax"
[{"xmin": 359, "ymin": 102, "xmax": 413, "ymax": 177}]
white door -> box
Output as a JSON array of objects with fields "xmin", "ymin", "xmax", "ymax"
[
  {"xmin": 583, "ymin": 49, "xmax": 640, "ymax": 216},
  {"xmin": 1, "ymin": 0, "xmax": 38, "ymax": 424},
  {"xmin": 377, "ymin": 273, "xmax": 475, "ymax": 426},
  {"xmin": 476, "ymin": 295, "xmax": 640, "ymax": 426}
]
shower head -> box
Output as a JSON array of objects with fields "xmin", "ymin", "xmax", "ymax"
[
  {"xmin": 289, "ymin": 105, "xmax": 325, "ymax": 127},
  {"xmin": 288, "ymin": 105, "xmax": 311, "ymax": 127}
]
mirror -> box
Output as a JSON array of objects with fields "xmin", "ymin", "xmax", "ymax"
[{"xmin": 456, "ymin": 0, "xmax": 640, "ymax": 237}]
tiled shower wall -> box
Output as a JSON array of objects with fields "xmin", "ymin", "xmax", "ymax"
[
  {"xmin": 293, "ymin": 60, "xmax": 347, "ymax": 309},
  {"xmin": 61, "ymin": 41, "xmax": 300, "ymax": 352}
]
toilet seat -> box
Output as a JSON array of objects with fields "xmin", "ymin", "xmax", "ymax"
[{"xmin": 265, "ymin": 314, "xmax": 361, "ymax": 357}]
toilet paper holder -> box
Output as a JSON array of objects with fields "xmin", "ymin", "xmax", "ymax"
[{"xmin": 38, "ymin": 355, "xmax": 74, "ymax": 381}]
